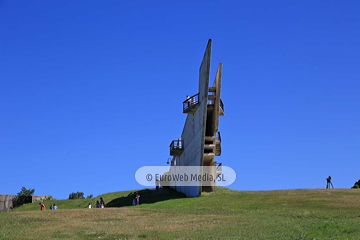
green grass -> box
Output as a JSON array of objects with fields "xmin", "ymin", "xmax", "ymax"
[{"xmin": 1, "ymin": 187, "xmax": 360, "ymax": 239}]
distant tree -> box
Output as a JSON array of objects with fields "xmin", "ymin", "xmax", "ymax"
[
  {"xmin": 351, "ymin": 180, "xmax": 360, "ymax": 189},
  {"xmin": 69, "ymin": 192, "xmax": 85, "ymax": 199},
  {"xmin": 86, "ymin": 194, "xmax": 93, "ymax": 199},
  {"xmin": 13, "ymin": 187, "xmax": 35, "ymax": 208}
]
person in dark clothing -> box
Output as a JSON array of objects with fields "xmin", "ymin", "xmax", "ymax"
[
  {"xmin": 132, "ymin": 192, "xmax": 137, "ymax": 206},
  {"xmin": 326, "ymin": 176, "xmax": 334, "ymax": 188},
  {"xmin": 136, "ymin": 193, "xmax": 140, "ymax": 205},
  {"xmin": 99, "ymin": 197, "xmax": 105, "ymax": 208}
]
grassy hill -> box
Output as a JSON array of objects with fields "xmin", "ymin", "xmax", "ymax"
[{"xmin": 1, "ymin": 187, "xmax": 360, "ymax": 239}]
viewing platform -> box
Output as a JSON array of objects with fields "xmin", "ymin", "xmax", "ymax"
[
  {"xmin": 170, "ymin": 139, "xmax": 184, "ymax": 156},
  {"xmin": 183, "ymin": 93, "xmax": 199, "ymax": 113}
]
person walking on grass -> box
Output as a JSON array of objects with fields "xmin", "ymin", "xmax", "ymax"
[{"xmin": 39, "ymin": 202, "xmax": 45, "ymax": 211}]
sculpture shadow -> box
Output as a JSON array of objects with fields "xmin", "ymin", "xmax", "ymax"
[{"xmin": 106, "ymin": 188, "xmax": 186, "ymax": 208}]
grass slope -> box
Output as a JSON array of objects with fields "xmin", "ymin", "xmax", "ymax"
[{"xmin": 1, "ymin": 187, "xmax": 360, "ymax": 239}]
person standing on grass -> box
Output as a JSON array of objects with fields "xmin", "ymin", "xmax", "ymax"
[
  {"xmin": 39, "ymin": 202, "xmax": 45, "ymax": 211},
  {"xmin": 136, "ymin": 192, "xmax": 140, "ymax": 205},
  {"xmin": 132, "ymin": 193, "xmax": 136, "ymax": 205},
  {"xmin": 95, "ymin": 201, "xmax": 100, "ymax": 208},
  {"xmin": 132, "ymin": 192, "xmax": 139, "ymax": 205},
  {"xmin": 87, "ymin": 202, "xmax": 92, "ymax": 208},
  {"xmin": 100, "ymin": 197, "xmax": 105, "ymax": 208},
  {"xmin": 326, "ymin": 176, "xmax": 334, "ymax": 188},
  {"xmin": 53, "ymin": 204, "xmax": 58, "ymax": 210}
]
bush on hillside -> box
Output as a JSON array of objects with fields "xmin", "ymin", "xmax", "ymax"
[
  {"xmin": 351, "ymin": 180, "xmax": 360, "ymax": 189},
  {"xmin": 69, "ymin": 192, "xmax": 85, "ymax": 199},
  {"xmin": 44, "ymin": 195, "xmax": 54, "ymax": 201}
]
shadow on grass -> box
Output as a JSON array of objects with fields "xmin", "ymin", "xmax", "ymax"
[{"xmin": 106, "ymin": 188, "xmax": 186, "ymax": 208}]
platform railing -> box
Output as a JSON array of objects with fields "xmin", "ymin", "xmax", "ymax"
[
  {"xmin": 183, "ymin": 93, "xmax": 199, "ymax": 113},
  {"xmin": 170, "ymin": 140, "xmax": 184, "ymax": 156}
]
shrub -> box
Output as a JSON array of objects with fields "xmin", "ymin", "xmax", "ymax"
[
  {"xmin": 44, "ymin": 195, "xmax": 54, "ymax": 201},
  {"xmin": 351, "ymin": 180, "xmax": 360, "ymax": 189},
  {"xmin": 69, "ymin": 192, "xmax": 85, "ymax": 199}
]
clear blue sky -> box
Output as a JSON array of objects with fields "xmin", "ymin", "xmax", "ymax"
[{"xmin": 1, "ymin": 0, "xmax": 359, "ymax": 199}]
